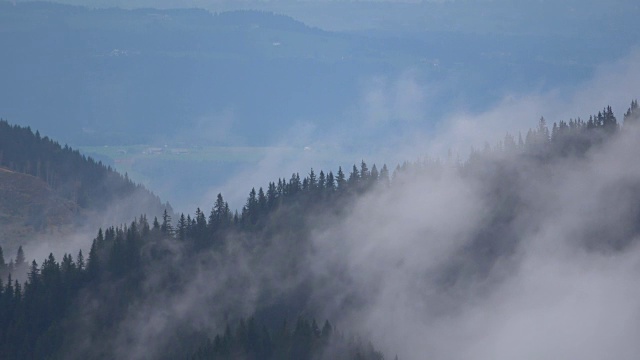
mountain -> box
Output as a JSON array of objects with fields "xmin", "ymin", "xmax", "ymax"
[
  {"xmin": 2, "ymin": 1, "xmax": 635, "ymax": 149},
  {"xmin": 0, "ymin": 120, "xmax": 170, "ymax": 255},
  {"xmin": 0, "ymin": 167, "xmax": 78, "ymax": 247},
  {"xmin": 0, "ymin": 2, "xmax": 377, "ymax": 146}
]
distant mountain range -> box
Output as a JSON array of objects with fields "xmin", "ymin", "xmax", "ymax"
[{"xmin": 2, "ymin": 1, "xmax": 636, "ymax": 148}]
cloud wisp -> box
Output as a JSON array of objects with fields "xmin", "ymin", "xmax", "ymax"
[
  {"xmin": 299, "ymin": 50, "xmax": 640, "ymax": 359},
  {"xmin": 55, "ymin": 49, "xmax": 640, "ymax": 360}
]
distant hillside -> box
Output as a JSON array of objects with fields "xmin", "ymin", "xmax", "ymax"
[
  {"xmin": 0, "ymin": 120, "xmax": 170, "ymax": 252},
  {"xmin": 2, "ymin": 1, "xmax": 631, "ymax": 147},
  {"xmin": 0, "ymin": 167, "xmax": 78, "ymax": 247},
  {"xmin": 0, "ymin": 2, "xmax": 367, "ymax": 146}
]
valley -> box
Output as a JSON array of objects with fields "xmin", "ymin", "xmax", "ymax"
[{"xmin": 1, "ymin": 1, "xmax": 640, "ymax": 359}]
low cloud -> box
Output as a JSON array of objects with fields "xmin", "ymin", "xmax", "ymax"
[
  {"xmin": 427, "ymin": 48, "xmax": 640, "ymax": 158},
  {"xmin": 54, "ymin": 48, "xmax": 640, "ymax": 360},
  {"xmin": 209, "ymin": 48, "xmax": 640, "ymax": 214},
  {"xmin": 299, "ymin": 50, "xmax": 640, "ymax": 360},
  {"xmin": 306, "ymin": 127, "xmax": 640, "ymax": 359}
]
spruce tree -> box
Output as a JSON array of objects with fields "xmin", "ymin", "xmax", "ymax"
[
  {"xmin": 370, "ymin": 164, "xmax": 379, "ymax": 182},
  {"xmin": 15, "ymin": 246, "xmax": 25, "ymax": 267},
  {"xmin": 348, "ymin": 164, "xmax": 360, "ymax": 187},
  {"xmin": 336, "ymin": 167, "xmax": 346, "ymax": 190},
  {"xmin": 308, "ymin": 169, "xmax": 317, "ymax": 191},
  {"xmin": 177, "ymin": 214, "xmax": 188, "ymax": 241},
  {"xmin": 318, "ymin": 170, "xmax": 326, "ymax": 193},
  {"xmin": 0, "ymin": 246, "xmax": 5, "ymax": 271},
  {"xmin": 161, "ymin": 209, "xmax": 173, "ymax": 235},
  {"xmin": 76, "ymin": 250, "xmax": 85, "ymax": 271},
  {"xmin": 624, "ymin": 100, "xmax": 639, "ymax": 126},
  {"xmin": 360, "ymin": 160, "xmax": 369, "ymax": 181},
  {"xmin": 326, "ymin": 171, "xmax": 336, "ymax": 192}
]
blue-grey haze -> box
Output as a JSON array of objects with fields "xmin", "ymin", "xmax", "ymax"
[{"xmin": 1, "ymin": 0, "xmax": 638, "ymax": 211}]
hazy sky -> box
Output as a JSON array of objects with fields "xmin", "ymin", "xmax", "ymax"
[{"xmin": 208, "ymin": 48, "xmax": 640, "ymax": 210}]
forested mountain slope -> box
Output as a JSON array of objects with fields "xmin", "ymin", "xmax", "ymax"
[
  {"xmin": 1, "ymin": 101, "xmax": 639, "ymax": 359},
  {"xmin": 0, "ymin": 166, "xmax": 78, "ymax": 240},
  {"xmin": 0, "ymin": 120, "xmax": 170, "ymax": 254}
]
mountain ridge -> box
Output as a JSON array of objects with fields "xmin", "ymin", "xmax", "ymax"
[{"xmin": 0, "ymin": 120, "xmax": 171, "ymax": 256}]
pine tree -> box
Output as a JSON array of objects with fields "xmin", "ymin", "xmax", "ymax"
[
  {"xmin": 289, "ymin": 173, "xmax": 301, "ymax": 195},
  {"xmin": 61, "ymin": 253, "xmax": 76, "ymax": 275},
  {"xmin": 602, "ymin": 105, "xmax": 618, "ymax": 133},
  {"xmin": 210, "ymin": 193, "xmax": 231, "ymax": 231},
  {"xmin": 13, "ymin": 246, "xmax": 26, "ymax": 275},
  {"xmin": 161, "ymin": 209, "xmax": 173, "ymax": 235},
  {"xmin": 336, "ymin": 167, "xmax": 346, "ymax": 190},
  {"xmin": 326, "ymin": 171, "xmax": 336, "ymax": 192},
  {"xmin": 177, "ymin": 213, "xmax": 188, "ymax": 241},
  {"xmin": 277, "ymin": 178, "xmax": 286, "ymax": 197},
  {"xmin": 349, "ymin": 164, "xmax": 360, "ymax": 187},
  {"xmin": 360, "ymin": 160, "xmax": 369, "ymax": 182},
  {"xmin": 258, "ymin": 187, "xmax": 267, "ymax": 213},
  {"xmin": 27, "ymin": 260, "xmax": 40, "ymax": 286},
  {"xmin": 380, "ymin": 164, "xmax": 390, "ymax": 187},
  {"xmin": 267, "ymin": 182, "xmax": 278, "ymax": 208},
  {"xmin": 15, "ymin": 246, "xmax": 25, "ymax": 268},
  {"xmin": 308, "ymin": 169, "xmax": 317, "ymax": 191},
  {"xmin": 0, "ymin": 246, "xmax": 5, "ymax": 272},
  {"xmin": 370, "ymin": 164, "xmax": 379, "ymax": 183},
  {"xmin": 194, "ymin": 208, "xmax": 207, "ymax": 240},
  {"xmin": 76, "ymin": 250, "xmax": 85, "ymax": 271},
  {"xmin": 318, "ymin": 170, "xmax": 326, "ymax": 193},
  {"xmin": 86, "ymin": 239, "xmax": 100, "ymax": 280},
  {"xmin": 537, "ymin": 117, "xmax": 550, "ymax": 144},
  {"xmin": 624, "ymin": 99, "xmax": 639, "ymax": 126},
  {"xmin": 139, "ymin": 214, "xmax": 150, "ymax": 237}
]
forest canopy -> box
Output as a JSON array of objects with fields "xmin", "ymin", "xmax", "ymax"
[{"xmin": 1, "ymin": 100, "xmax": 640, "ymax": 359}]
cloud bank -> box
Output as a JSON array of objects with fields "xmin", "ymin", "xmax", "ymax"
[
  {"xmin": 56, "ymin": 49, "xmax": 640, "ymax": 360},
  {"xmin": 299, "ymin": 50, "xmax": 640, "ymax": 359}
]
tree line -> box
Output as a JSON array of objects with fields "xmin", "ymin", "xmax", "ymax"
[
  {"xmin": 0, "ymin": 119, "xmax": 168, "ymax": 212},
  {"xmin": 0, "ymin": 100, "xmax": 638, "ymax": 359}
]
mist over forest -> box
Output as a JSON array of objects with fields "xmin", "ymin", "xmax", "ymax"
[
  {"xmin": 1, "ymin": 0, "xmax": 640, "ymax": 359},
  {"xmin": 3, "ymin": 0, "xmax": 639, "ymax": 211}
]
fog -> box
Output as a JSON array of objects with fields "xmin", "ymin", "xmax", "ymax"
[
  {"xmin": 7, "ymin": 185, "xmax": 169, "ymax": 284},
  {"xmin": 210, "ymin": 49, "xmax": 640, "ymax": 210},
  {"xmin": 307, "ymin": 125, "xmax": 640, "ymax": 360},
  {"xmin": 293, "ymin": 51, "xmax": 640, "ymax": 359},
  {"xmin": 49, "ymin": 45, "xmax": 640, "ymax": 359}
]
